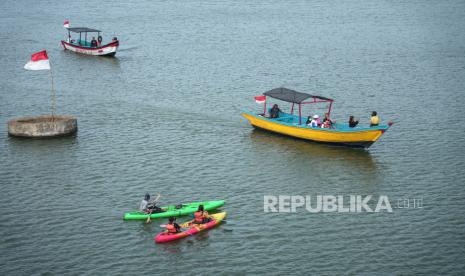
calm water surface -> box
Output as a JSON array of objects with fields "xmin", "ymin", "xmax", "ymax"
[{"xmin": 1, "ymin": 0, "xmax": 465, "ymax": 275}]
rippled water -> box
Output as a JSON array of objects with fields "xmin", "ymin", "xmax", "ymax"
[{"xmin": 1, "ymin": 0, "xmax": 465, "ymax": 275}]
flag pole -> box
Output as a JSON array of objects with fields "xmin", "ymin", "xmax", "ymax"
[{"xmin": 48, "ymin": 61, "xmax": 56, "ymax": 119}]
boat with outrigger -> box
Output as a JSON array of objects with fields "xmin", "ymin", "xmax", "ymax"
[
  {"xmin": 61, "ymin": 25, "xmax": 119, "ymax": 57},
  {"xmin": 241, "ymin": 87, "xmax": 393, "ymax": 148}
]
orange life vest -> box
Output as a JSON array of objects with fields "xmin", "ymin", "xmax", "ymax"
[
  {"xmin": 166, "ymin": 223, "xmax": 177, "ymax": 233},
  {"xmin": 194, "ymin": 211, "xmax": 204, "ymax": 223}
]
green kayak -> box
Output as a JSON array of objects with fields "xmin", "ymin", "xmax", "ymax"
[{"xmin": 123, "ymin": 200, "xmax": 225, "ymax": 220}]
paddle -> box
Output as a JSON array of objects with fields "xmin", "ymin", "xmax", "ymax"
[{"xmin": 146, "ymin": 193, "xmax": 161, "ymax": 224}]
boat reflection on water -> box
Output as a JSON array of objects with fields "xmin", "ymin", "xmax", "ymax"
[{"xmin": 248, "ymin": 128, "xmax": 379, "ymax": 175}]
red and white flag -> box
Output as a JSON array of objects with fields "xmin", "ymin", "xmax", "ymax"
[
  {"xmin": 63, "ymin": 20, "xmax": 69, "ymax": 28},
  {"xmin": 24, "ymin": 50, "xmax": 51, "ymax": 70},
  {"xmin": 254, "ymin": 95, "xmax": 266, "ymax": 104}
]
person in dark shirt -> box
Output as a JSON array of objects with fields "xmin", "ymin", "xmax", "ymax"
[
  {"xmin": 269, "ymin": 104, "xmax": 281, "ymax": 118},
  {"xmin": 90, "ymin": 37, "xmax": 97, "ymax": 47},
  {"xmin": 349, "ymin": 116, "xmax": 359, "ymax": 128},
  {"xmin": 305, "ymin": 116, "xmax": 312, "ymax": 125}
]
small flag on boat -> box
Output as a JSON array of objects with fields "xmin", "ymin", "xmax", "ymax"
[
  {"xmin": 254, "ymin": 95, "xmax": 266, "ymax": 104},
  {"xmin": 24, "ymin": 50, "xmax": 51, "ymax": 70},
  {"xmin": 63, "ymin": 20, "xmax": 69, "ymax": 28}
]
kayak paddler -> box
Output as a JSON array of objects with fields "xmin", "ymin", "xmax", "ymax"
[
  {"xmin": 165, "ymin": 217, "xmax": 181, "ymax": 234},
  {"xmin": 139, "ymin": 193, "xmax": 162, "ymax": 214},
  {"xmin": 193, "ymin": 205, "xmax": 212, "ymax": 224}
]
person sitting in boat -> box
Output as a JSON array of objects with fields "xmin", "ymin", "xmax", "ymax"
[
  {"xmin": 305, "ymin": 116, "xmax": 312, "ymax": 125},
  {"xmin": 139, "ymin": 193, "xmax": 163, "ymax": 214},
  {"xmin": 193, "ymin": 205, "xmax": 211, "ymax": 224},
  {"xmin": 90, "ymin": 37, "xmax": 98, "ymax": 47},
  {"xmin": 269, "ymin": 104, "xmax": 281, "ymax": 118},
  {"xmin": 322, "ymin": 113, "xmax": 333, "ymax": 127},
  {"xmin": 165, "ymin": 217, "xmax": 181, "ymax": 234},
  {"xmin": 349, "ymin": 116, "xmax": 359, "ymax": 128},
  {"xmin": 307, "ymin": 114, "xmax": 320, "ymax": 127},
  {"xmin": 370, "ymin": 111, "xmax": 379, "ymax": 127},
  {"xmin": 321, "ymin": 120, "xmax": 331, "ymax": 128}
]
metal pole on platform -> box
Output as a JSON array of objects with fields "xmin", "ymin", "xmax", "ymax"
[
  {"xmin": 263, "ymin": 96, "xmax": 267, "ymax": 115},
  {"xmin": 48, "ymin": 62, "xmax": 56, "ymax": 118}
]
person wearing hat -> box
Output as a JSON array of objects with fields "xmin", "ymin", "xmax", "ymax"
[{"xmin": 307, "ymin": 114, "xmax": 321, "ymax": 127}]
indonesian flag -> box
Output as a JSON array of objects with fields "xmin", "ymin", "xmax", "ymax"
[
  {"xmin": 254, "ymin": 95, "xmax": 266, "ymax": 104},
  {"xmin": 64, "ymin": 20, "xmax": 70, "ymax": 28},
  {"xmin": 24, "ymin": 50, "xmax": 51, "ymax": 70}
]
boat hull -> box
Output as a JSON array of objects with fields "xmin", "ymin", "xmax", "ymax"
[
  {"xmin": 154, "ymin": 212, "xmax": 226, "ymax": 243},
  {"xmin": 241, "ymin": 112, "xmax": 389, "ymax": 148},
  {"xmin": 61, "ymin": 40, "xmax": 119, "ymax": 56}
]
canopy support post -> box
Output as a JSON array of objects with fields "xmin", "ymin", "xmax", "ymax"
[
  {"xmin": 298, "ymin": 103, "xmax": 302, "ymax": 125},
  {"xmin": 263, "ymin": 96, "xmax": 267, "ymax": 115},
  {"xmin": 291, "ymin": 103, "xmax": 294, "ymax": 115},
  {"xmin": 48, "ymin": 61, "xmax": 56, "ymax": 118},
  {"xmin": 328, "ymin": 101, "xmax": 333, "ymax": 117}
]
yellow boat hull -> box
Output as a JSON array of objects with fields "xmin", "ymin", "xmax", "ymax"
[{"xmin": 241, "ymin": 112, "xmax": 389, "ymax": 148}]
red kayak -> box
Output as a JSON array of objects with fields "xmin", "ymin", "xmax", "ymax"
[{"xmin": 155, "ymin": 212, "xmax": 226, "ymax": 243}]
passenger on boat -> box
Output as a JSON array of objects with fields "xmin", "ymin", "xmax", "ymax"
[
  {"xmin": 193, "ymin": 205, "xmax": 211, "ymax": 224},
  {"xmin": 370, "ymin": 111, "xmax": 379, "ymax": 127},
  {"xmin": 349, "ymin": 116, "xmax": 359, "ymax": 128},
  {"xmin": 139, "ymin": 193, "xmax": 164, "ymax": 214},
  {"xmin": 321, "ymin": 120, "xmax": 331, "ymax": 128},
  {"xmin": 322, "ymin": 113, "xmax": 333, "ymax": 126},
  {"xmin": 165, "ymin": 217, "xmax": 181, "ymax": 234},
  {"xmin": 97, "ymin": 36, "xmax": 103, "ymax": 46},
  {"xmin": 270, "ymin": 104, "xmax": 281, "ymax": 118},
  {"xmin": 305, "ymin": 116, "xmax": 312, "ymax": 125},
  {"xmin": 307, "ymin": 114, "xmax": 320, "ymax": 127},
  {"xmin": 90, "ymin": 37, "xmax": 98, "ymax": 47}
]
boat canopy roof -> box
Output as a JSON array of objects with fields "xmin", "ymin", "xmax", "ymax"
[
  {"xmin": 263, "ymin": 87, "xmax": 333, "ymax": 104},
  {"xmin": 67, "ymin": 27, "xmax": 101, "ymax": 33}
]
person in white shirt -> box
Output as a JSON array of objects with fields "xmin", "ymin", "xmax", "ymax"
[
  {"xmin": 139, "ymin": 193, "xmax": 161, "ymax": 213},
  {"xmin": 307, "ymin": 114, "xmax": 320, "ymax": 127}
]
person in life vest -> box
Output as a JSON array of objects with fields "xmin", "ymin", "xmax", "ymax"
[
  {"xmin": 193, "ymin": 205, "xmax": 211, "ymax": 224},
  {"xmin": 370, "ymin": 111, "xmax": 379, "ymax": 127},
  {"xmin": 165, "ymin": 217, "xmax": 181, "ymax": 234}
]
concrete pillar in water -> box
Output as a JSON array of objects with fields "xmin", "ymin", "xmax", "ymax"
[{"xmin": 7, "ymin": 115, "xmax": 77, "ymax": 137}]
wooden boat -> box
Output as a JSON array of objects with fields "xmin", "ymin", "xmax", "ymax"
[
  {"xmin": 241, "ymin": 88, "xmax": 392, "ymax": 148},
  {"xmin": 61, "ymin": 27, "xmax": 119, "ymax": 57}
]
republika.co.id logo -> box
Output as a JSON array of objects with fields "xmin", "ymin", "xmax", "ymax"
[{"xmin": 264, "ymin": 195, "xmax": 423, "ymax": 213}]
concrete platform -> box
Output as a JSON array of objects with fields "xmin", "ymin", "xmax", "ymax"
[{"xmin": 8, "ymin": 115, "xmax": 77, "ymax": 137}]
